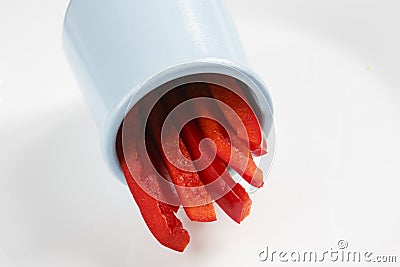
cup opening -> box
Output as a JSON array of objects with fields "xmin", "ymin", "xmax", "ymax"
[{"xmin": 102, "ymin": 62, "xmax": 274, "ymax": 185}]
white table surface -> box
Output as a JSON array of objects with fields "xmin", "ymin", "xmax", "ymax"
[{"xmin": 1, "ymin": 0, "xmax": 399, "ymax": 266}]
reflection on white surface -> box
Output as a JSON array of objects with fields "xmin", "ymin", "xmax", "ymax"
[{"xmin": 0, "ymin": 0, "xmax": 399, "ymax": 266}]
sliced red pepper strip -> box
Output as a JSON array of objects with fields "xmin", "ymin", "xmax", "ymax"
[
  {"xmin": 208, "ymin": 80, "xmax": 267, "ymax": 156},
  {"xmin": 142, "ymin": 95, "xmax": 217, "ymax": 222},
  {"xmin": 161, "ymin": 88, "xmax": 252, "ymax": 223},
  {"xmin": 116, "ymin": 108, "xmax": 189, "ymax": 252},
  {"xmin": 180, "ymin": 121, "xmax": 252, "ymax": 223},
  {"xmin": 196, "ymin": 117, "xmax": 264, "ymax": 187},
  {"xmin": 184, "ymin": 84, "xmax": 264, "ymax": 188},
  {"xmin": 145, "ymin": 135, "xmax": 180, "ymax": 212}
]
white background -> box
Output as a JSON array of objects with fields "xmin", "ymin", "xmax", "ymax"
[{"xmin": 1, "ymin": 0, "xmax": 399, "ymax": 266}]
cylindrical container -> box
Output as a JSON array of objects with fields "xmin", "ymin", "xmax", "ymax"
[{"xmin": 62, "ymin": 0, "xmax": 274, "ymax": 184}]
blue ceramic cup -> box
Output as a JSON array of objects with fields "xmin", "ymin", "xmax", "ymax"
[{"xmin": 62, "ymin": 0, "xmax": 274, "ymax": 184}]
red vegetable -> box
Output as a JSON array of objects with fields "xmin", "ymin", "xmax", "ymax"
[
  {"xmin": 180, "ymin": 121, "xmax": 252, "ymax": 223},
  {"xmin": 145, "ymin": 135, "xmax": 180, "ymax": 212},
  {"xmin": 161, "ymin": 88, "xmax": 252, "ymax": 223},
  {"xmin": 115, "ymin": 81, "xmax": 268, "ymax": 251},
  {"xmin": 143, "ymin": 95, "xmax": 216, "ymax": 222},
  {"xmin": 116, "ymin": 107, "xmax": 190, "ymax": 252},
  {"xmin": 184, "ymin": 84, "xmax": 264, "ymax": 188},
  {"xmin": 208, "ymin": 80, "xmax": 267, "ymax": 156}
]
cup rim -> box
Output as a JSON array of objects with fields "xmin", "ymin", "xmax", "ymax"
[{"xmin": 101, "ymin": 59, "xmax": 274, "ymax": 184}]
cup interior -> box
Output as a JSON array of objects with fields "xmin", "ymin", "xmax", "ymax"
[{"xmin": 101, "ymin": 62, "xmax": 274, "ymax": 189}]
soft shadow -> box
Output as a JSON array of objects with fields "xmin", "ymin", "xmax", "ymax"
[{"xmin": 3, "ymin": 102, "xmax": 224, "ymax": 267}]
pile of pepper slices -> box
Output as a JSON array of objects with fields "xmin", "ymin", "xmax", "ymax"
[{"xmin": 116, "ymin": 79, "xmax": 267, "ymax": 252}]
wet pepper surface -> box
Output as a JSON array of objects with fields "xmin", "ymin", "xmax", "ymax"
[{"xmin": 116, "ymin": 80, "xmax": 267, "ymax": 252}]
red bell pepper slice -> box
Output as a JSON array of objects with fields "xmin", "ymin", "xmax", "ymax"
[
  {"xmin": 184, "ymin": 84, "xmax": 264, "ymax": 188},
  {"xmin": 116, "ymin": 107, "xmax": 190, "ymax": 252},
  {"xmin": 142, "ymin": 94, "xmax": 217, "ymax": 222},
  {"xmin": 180, "ymin": 121, "xmax": 252, "ymax": 223},
  {"xmin": 145, "ymin": 135, "xmax": 180, "ymax": 212},
  {"xmin": 208, "ymin": 80, "xmax": 267, "ymax": 156},
  {"xmin": 161, "ymin": 88, "xmax": 252, "ymax": 223}
]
